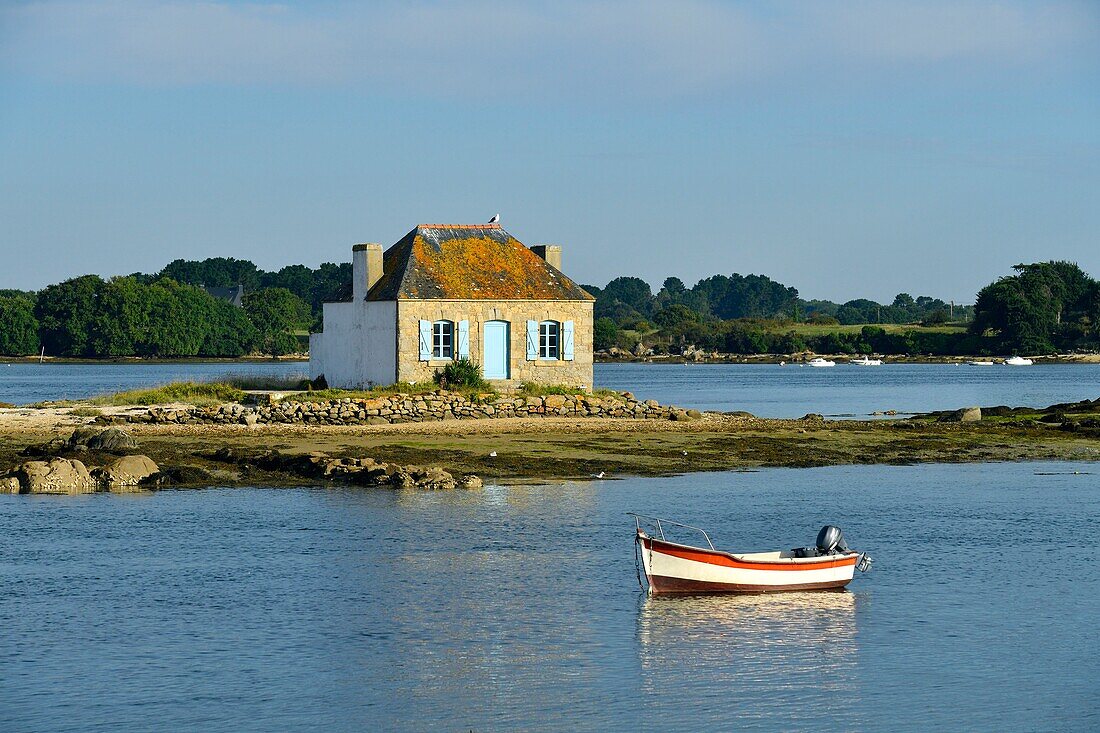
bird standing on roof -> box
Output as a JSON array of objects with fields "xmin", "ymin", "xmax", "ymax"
[{"xmin": 488, "ymin": 214, "xmax": 500, "ymax": 224}]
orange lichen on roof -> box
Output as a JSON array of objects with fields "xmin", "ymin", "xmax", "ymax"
[{"xmin": 366, "ymin": 224, "xmax": 593, "ymax": 301}]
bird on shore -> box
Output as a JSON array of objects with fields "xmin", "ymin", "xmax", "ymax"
[
  {"xmin": 488, "ymin": 213, "xmax": 499, "ymax": 224},
  {"xmin": 489, "ymin": 451, "xmax": 497, "ymax": 457},
  {"xmin": 591, "ymin": 471, "xmax": 606, "ymax": 479}
]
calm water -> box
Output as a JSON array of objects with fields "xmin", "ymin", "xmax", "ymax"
[
  {"xmin": 1, "ymin": 361, "xmax": 1099, "ymax": 417},
  {"xmin": 0, "ymin": 362, "xmax": 309, "ymax": 405},
  {"xmin": 598, "ymin": 362, "xmax": 1100, "ymax": 417},
  {"xmin": 1, "ymin": 463, "xmax": 1096, "ymax": 732}
]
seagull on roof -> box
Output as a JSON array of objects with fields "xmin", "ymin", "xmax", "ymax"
[{"xmin": 488, "ymin": 214, "xmax": 500, "ymax": 224}]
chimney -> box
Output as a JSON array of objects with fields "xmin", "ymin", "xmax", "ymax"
[
  {"xmin": 531, "ymin": 244, "xmax": 562, "ymax": 272},
  {"xmin": 352, "ymin": 243, "xmax": 383, "ymax": 300}
]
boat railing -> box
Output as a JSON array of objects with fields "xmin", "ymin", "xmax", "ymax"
[{"xmin": 628, "ymin": 513, "xmax": 715, "ymax": 551}]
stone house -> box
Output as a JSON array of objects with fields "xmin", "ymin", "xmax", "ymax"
[{"xmin": 309, "ymin": 223, "xmax": 594, "ymax": 389}]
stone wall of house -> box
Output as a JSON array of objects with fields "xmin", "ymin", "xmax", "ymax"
[
  {"xmin": 124, "ymin": 391, "xmax": 702, "ymax": 426},
  {"xmin": 395, "ymin": 299, "xmax": 594, "ymax": 388}
]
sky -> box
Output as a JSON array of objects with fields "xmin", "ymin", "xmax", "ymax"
[{"xmin": 1, "ymin": 1, "xmax": 1098, "ymax": 303}]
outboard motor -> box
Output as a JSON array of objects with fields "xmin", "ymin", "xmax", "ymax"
[
  {"xmin": 816, "ymin": 525, "xmax": 851, "ymax": 555},
  {"xmin": 793, "ymin": 525, "xmax": 872, "ymax": 571}
]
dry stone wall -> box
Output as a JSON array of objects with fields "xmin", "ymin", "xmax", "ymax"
[{"xmin": 126, "ymin": 391, "xmax": 703, "ymax": 426}]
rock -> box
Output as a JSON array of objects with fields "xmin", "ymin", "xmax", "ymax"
[
  {"xmin": 242, "ymin": 414, "xmax": 259, "ymax": 427},
  {"xmin": 143, "ymin": 467, "xmax": 215, "ymax": 486},
  {"xmin": 940, "ymin": 407, "xmax": 982, "ymax": 423},
  {"xmin": 686, "ymin": 409, "xmax": 703, "ymax": 420},
  {"xmin": 86, "ymin": 427, "xmax": 139, "ymax": 452},
  {"xmin": 460, "ymin": 475, "xmax": 483, "ymax": 489},
  {"xmin": 20, "ymin": 437, "xmax": 68, "ymax": 457},
  {"xmin": 14, "ymin": 458, "xmax": 97, "ymax": 494},
  {"xmin": 1, "ymin": 476, "xmax": 21, "ymax": 494},
  {"xmin": 544, "ymin": 395, "xmax": 568, "ymax": 409},
  {"xmin": 97, "ymin": 455, "xmax": 160, "ymax": 487},
  {"xmin": 800, "ymin": 413, "xmax": 826, "ymax": 422},
  {"xmin": 67, "ymin": 427, "xmax": 101, "ymax": 449}
]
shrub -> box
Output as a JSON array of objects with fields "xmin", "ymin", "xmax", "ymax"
[{"xmin": 433, "ymin": 358, "xmax": 488, "ymax": 390}]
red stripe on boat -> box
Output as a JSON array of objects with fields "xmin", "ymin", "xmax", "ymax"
[{"xmin": 642, "ymin": 537, "xmax": 858, "ymax": 571}]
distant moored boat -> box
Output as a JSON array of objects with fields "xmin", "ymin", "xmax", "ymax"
[
  {"xmin": 808, "ymin": 358, "xmax": 836, "ymax": 368},
  {"xmin": 1004, "ymin": 356, "xmax": 1034, "ymax": 366},
  {"xmin": 849, "ymin": 356, "xmax": 883, "ymax": 366}
]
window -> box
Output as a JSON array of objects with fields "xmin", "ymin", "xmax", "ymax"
[
  {"xmin": 432, "ymin": 320, "xmax": 454, "ymax": 359},
  {"xmin": 539, "ymin": 320, "xmax": 559, "ymax": 360}
]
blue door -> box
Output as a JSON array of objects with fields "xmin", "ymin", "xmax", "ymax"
[{"xmin": 483, "ymin": 320, "xmax": 510, "ymax": 380}]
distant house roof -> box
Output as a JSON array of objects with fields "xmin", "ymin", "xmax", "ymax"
[
  {"xmin": 365, "ymin": 224, "xmax": 594, "ymax": 301},
  {"xmin": 203, "ymin": 284, "xmax": 245, "ymax": 307}
]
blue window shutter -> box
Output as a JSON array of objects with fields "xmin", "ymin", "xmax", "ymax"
[
  {"xmin": 562, "ymin": 320, "xmax": 575, "ymax": 361},
  {"xmin": 526, "ymin": 320, "xmax": 538, "ymax": 360},
  {"xmin": 457, "ymin": 320, "xmax": 470, "ymax": 359},
  {"xmin": 418, "ymin": 320, "xmax": 432, "ymax": 361}
]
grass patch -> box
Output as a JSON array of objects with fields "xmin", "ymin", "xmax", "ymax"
[
  {"xmin": 288, "ymin": 381, "xmax": 498, "ymax": 404},
  {"xmin": 69, "ymin": 406, "xmax": 103, "ymax": 417},
  {"xmin": 517, "ymin": 383, "xmax": 625, "ymax": 400},
  {"xmin": 221, "ymin": 373, "xmax": 311, "ymax": 391},
  {"xmin": 89, "ymin": 381, "xmax": 245, "ymax": 407}
]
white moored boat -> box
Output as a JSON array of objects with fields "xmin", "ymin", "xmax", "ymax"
[
  {"xmin": 967, "ymin": 360, "xmax": 995, "ymax": 366},
  {"xmin": 807, "ymin": 357, "xmax": 836, "ymax": 368},
  {"xmin": 849, "ymin": 356, "xmax": 883, "ymax": 366},
  {"xmin": 1004, "ymin": 356, "xmax": 1033, "ymax": 366},
  {"xmin": 632, "ymin": 515, "xmax": 872, "ymax": 594}
]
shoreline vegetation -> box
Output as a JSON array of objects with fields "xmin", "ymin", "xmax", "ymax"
[
  {"xmin": 2, "ymin": 378, "xmax": 1099, "ymax": 493},
  {"xmin": 5, "ymin": 260, "xmax": 1100, "ymax": 361},
  {"xmin": 4, "ymin": 352, "xmax": 1100, "ymax": 368}
]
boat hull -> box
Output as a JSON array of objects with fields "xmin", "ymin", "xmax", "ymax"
[{"xmin": 639, "ymin": 536, "xmax": 857, "ymax": 595}]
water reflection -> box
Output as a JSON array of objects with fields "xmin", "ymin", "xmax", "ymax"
[{"xmin": 637, "ymin": 592, "xmax": 862, "ymax": 727}]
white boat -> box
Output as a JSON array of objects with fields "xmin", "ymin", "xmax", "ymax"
[
  {"xmin": 1004, "ymin": 356, "xmax": 1034, "ymax": 366},
  {"xmin": 849, "ymin": 356, "xmax": 883, "ymax": 366},
  {"xmin": 807, "ymin": 358, "xmax": 836, "ymax": 368},
  {"xmin": 966, "ymin": 360, "xmax": 995, "ymax": 366},
  {"xmin": 632, "ymin": 515, "xmax": 872, "ymax": 594}
]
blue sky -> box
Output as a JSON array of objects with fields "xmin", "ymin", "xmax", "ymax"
[{"xmin": 1, "ymin": 0, "xmax": 1097, "ymax": 302}]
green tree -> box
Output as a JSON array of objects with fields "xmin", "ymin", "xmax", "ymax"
[
  {"xmin": 35, "ymin": 275, "xmax": 106, "ymax": 357},
  {"xmin": 161, "ymin": 257, "xmax": 261, "ymax": 290},
  {"xmin": 593, "ymin": 317, "xmax": 619, "ymax": 351},
  {"xmin": 0, "ymin": 296, "xmax": 40, "ymax": 355},
  {"xmin": 244, "ymin": 288, "xmax": 311, "ymax": 355},
  {"xmin": 90, "ymin": 277, "xmax": 150, "ymax": 356},
  {"xmin": 203, "ymin": 300, "xmax": 260, "ymax": 357},
  {"xmin": 142, "ymin": 279, "xmax": 211, "ymax": 357},
  {"xmin": 600, "ymin": 276, "xmax": 653, "ymax": 315},
  {"xmin": 262, "ymin": 264, "xmax": 314, "ymax": 303}
]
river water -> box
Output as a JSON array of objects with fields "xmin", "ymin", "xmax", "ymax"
[
  {"xmin": 2, "ymin": 463, "xmax": 1097, "ymax": 732},
  {"xmin": 2, "ymin": 361, "xmax": 1099, "ymax": 416}
]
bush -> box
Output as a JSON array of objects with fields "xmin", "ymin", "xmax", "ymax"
[{"xmin": 433, "ymin": 358, "xmax": 488, "ymax": 389}]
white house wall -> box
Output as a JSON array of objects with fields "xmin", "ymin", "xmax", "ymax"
[{"xmin": 309, "ymin": 300, "xmax": 397, "ymax": 388}]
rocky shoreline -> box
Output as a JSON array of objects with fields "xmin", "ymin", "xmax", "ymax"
[
  {"xmin": 2, "ymin": 425, "xmax": 482, "ymax": 493},
  {"xmin": 2, "ymin": 396, "xmax": 1099, "ymax": 494},
  {"xmin": 117, "ymin": 391, "xmax": 702, "ymax": 427}
]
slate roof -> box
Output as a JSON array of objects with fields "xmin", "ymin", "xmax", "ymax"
[
  {"xmin": 203, "ymin": 284, "xmax": 244, "ymax": 307},
  {"xmin": 365, "ymin": 224, "xmax": 593, "ymax": 301}
]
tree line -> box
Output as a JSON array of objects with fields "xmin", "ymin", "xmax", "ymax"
[
  {"xmin": 584, "ymin": 261, "xmax": 1100, "ymax": 356},
  {"xmin": 1, "ymin": 258, "xmax": 1096, "ymax": 358}
]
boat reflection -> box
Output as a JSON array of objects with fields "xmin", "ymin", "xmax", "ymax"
[{"xmin": 637, "ymin": 591, "xmax": 863, "ymax": 722}]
